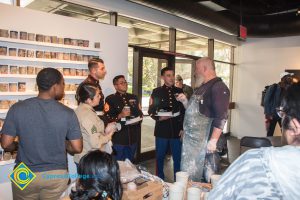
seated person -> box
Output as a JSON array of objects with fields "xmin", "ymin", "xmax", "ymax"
[
  {"xmin": 208, "ymin": 83, "xmax": 300, "ymax": 200},
  {"xmin": 74, "ymin": 83, "xmax": 117, "ymax": 166},
  {"xmin": 64, "ymin": 150, "xmax": 122, "ymax": 200}
]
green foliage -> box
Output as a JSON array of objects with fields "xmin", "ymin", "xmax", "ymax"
[
  {"xmin": 142, "ymin": 58, "xmax": 157, "ymax": 90},
  {"xmin": 127, "ymin": 56, "xmax": 158, "ymax": 96}
]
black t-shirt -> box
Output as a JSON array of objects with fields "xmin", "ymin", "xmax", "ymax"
[
  {"xmin": 194, "ymin": 77, "xmax": 230, "ymax": 130},
  {"xmin": 1, "ymin": 97, "xmax": 82, "ymax": 172}
]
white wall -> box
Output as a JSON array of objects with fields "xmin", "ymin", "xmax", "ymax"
[
  {"xmin": 231, "ymin": 36, "xmax": 300, "ymax": 138},
  {"xmin": 0, "ymin": 4, "xmax": 128, "ymax": 199},
  {"xmin": 0, "ymin": 3, "xmax": 128, "ymax": 98},
  {"xmin": 66, "ymin": 0, "xmax": 239, "ymax": 46}
]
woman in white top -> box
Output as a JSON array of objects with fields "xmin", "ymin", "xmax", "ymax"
[
  {"xmin": 208, "ymin": 83, "xmax": 300, "ymax": 200},
  {"xmin": 74, "ymin": 83, "xmax": 116, "ymax": 165}
]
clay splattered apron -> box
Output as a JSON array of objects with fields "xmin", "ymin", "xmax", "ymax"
[{"xmin": 180, "ymin": 94, "xmax": 213, "ymax": 182}]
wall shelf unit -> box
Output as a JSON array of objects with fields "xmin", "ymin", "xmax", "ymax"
[
  {"xmin": 0, "ymin": 55, "xmax": 88, "ymax": 65},
  {"xmin": 0, "ymin": 91, "xmax": 76, "ymax": 96},
  {"xmin": 0, "ymin": 37, "xmax": 101, "ymax": 52},
  {"xmin": 0, "ymin": 74, "xmax": 86, "ymax": 80},
  {"xmin": 0, "ymin": 31, "xmax": 103, "ymax": 118}
]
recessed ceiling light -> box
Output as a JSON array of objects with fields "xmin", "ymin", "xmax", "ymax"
[{"xmin": 198, "ymin": 1, "xmax": 226, "ymax": 12}]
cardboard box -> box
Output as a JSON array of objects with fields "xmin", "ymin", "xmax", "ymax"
[{"xmin": 122, "ymin": 181, "xmax": 163, "ymax": 200}]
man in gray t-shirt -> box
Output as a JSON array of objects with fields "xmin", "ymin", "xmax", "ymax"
[{"xmin": 1, "ymin": 68, "xmax": 82, "ymax": 200}]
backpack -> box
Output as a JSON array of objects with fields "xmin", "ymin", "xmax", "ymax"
[
  {"xmin": 261, "ymin": 83, "xmax": 276, "ymax": 107},
  {"xmin": 261, "ymin": 86, "xmax": 269, "ymax": 106},
  {"xmin": 263, "ymin": 83, "xmax": 280, "ymax": 115}
]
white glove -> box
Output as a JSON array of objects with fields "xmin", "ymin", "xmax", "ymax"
[
  {"xmin": 105, "ymin": 122, "xmax": 118, "ymax": 135},
  {"xmin": 104, "ymin": 141, "xmax": 113, "ymax": 154},
  {"xmin": 176, "ymin": 93, "xmax": 188, "ymax": 108},
  {"xmin": 207, "ymin": 139, "xmax": 218, "ymax": 153}
]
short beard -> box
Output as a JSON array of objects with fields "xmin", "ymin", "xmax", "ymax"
[{"xmin": 194, "ymin": 76, "xmax": 204, "ymax": 87}]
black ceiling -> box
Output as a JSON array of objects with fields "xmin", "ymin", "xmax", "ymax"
[{"xmin": 129, "ymin": 0, "xmax": 300, "ymax": 37}]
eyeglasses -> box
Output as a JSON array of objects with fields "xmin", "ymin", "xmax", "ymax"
[
  {"xmin": 117, "ymin": 81, "xmax": 127, "ymax": 85},
  {"xmin": 164, "ymin": 74, "xmax": 174, "ymax": 78}
]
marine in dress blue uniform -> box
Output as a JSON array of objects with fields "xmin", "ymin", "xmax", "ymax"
[
  {"xmin": 104, "ymin": 75, "xmax": 143, "ymax": 162},
  {"xmin": 148, "ymin": 67, "xmax": 185, "ymax": 180}
]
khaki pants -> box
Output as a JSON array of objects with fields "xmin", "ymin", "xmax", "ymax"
[{"xmin": 12, "ymin": 169, "xmax": 69, "ymax": 200}]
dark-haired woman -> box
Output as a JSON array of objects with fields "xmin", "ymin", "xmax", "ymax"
[
  {"xmin": 208, "ymin": 83, "xmax": 300, "ymax": 200},
  {"xmin": 74, "ymin": 83, "xmax": 117, "ymax": 165},
  {"xmin": 62, "ymin": 150, "xmax": 122, "ymax": 200}
]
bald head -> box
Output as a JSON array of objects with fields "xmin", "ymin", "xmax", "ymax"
[
  {"xmin": 196, "ymin": 57, "xmax": 215, "ymax": 71},
  {"xmin": 195, "ymin": 57, "xmax": 216, "ymax": 83}
]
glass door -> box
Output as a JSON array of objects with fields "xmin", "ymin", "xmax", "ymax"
[
  {"xmin": 140, "ymin": 57, "xmax": 167, "ymax": 154},
  {"xmin": 131, "ymin": 46, "xmax": 174, "ymax": 161},
  {"xmin": 175, "ymin": 57, "xmax": 195, "ymax": 88}
]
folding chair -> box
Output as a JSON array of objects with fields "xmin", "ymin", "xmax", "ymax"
[{"xmin": 239, "ymin": 136, "xmax": 272, "ymax": 155}]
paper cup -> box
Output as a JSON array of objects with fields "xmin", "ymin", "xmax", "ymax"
[
  {"xmin": 211, "ymin": 174, "xmax": 221, "ymax": 188},
  {"xmin": 176, "ymin": 171, "xmax": 189, "ymax": 184},
  {"xmin": 174, "ymin": 181, "xmax": 186, "ymax": 189},
  {"xmin": 187, "ymin": 187, "xmax": 201, "ymax": 200},
  {"xmin": 202, "ymin": 191, "xmax": 209, "ymax": 200},
  {"xmin": 174, "ymin": 181, "xmax": 187, "ymax": 195},
  {"xmin": 169, "ymin": 184, "xmax": 184, "ymax": 200}
]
